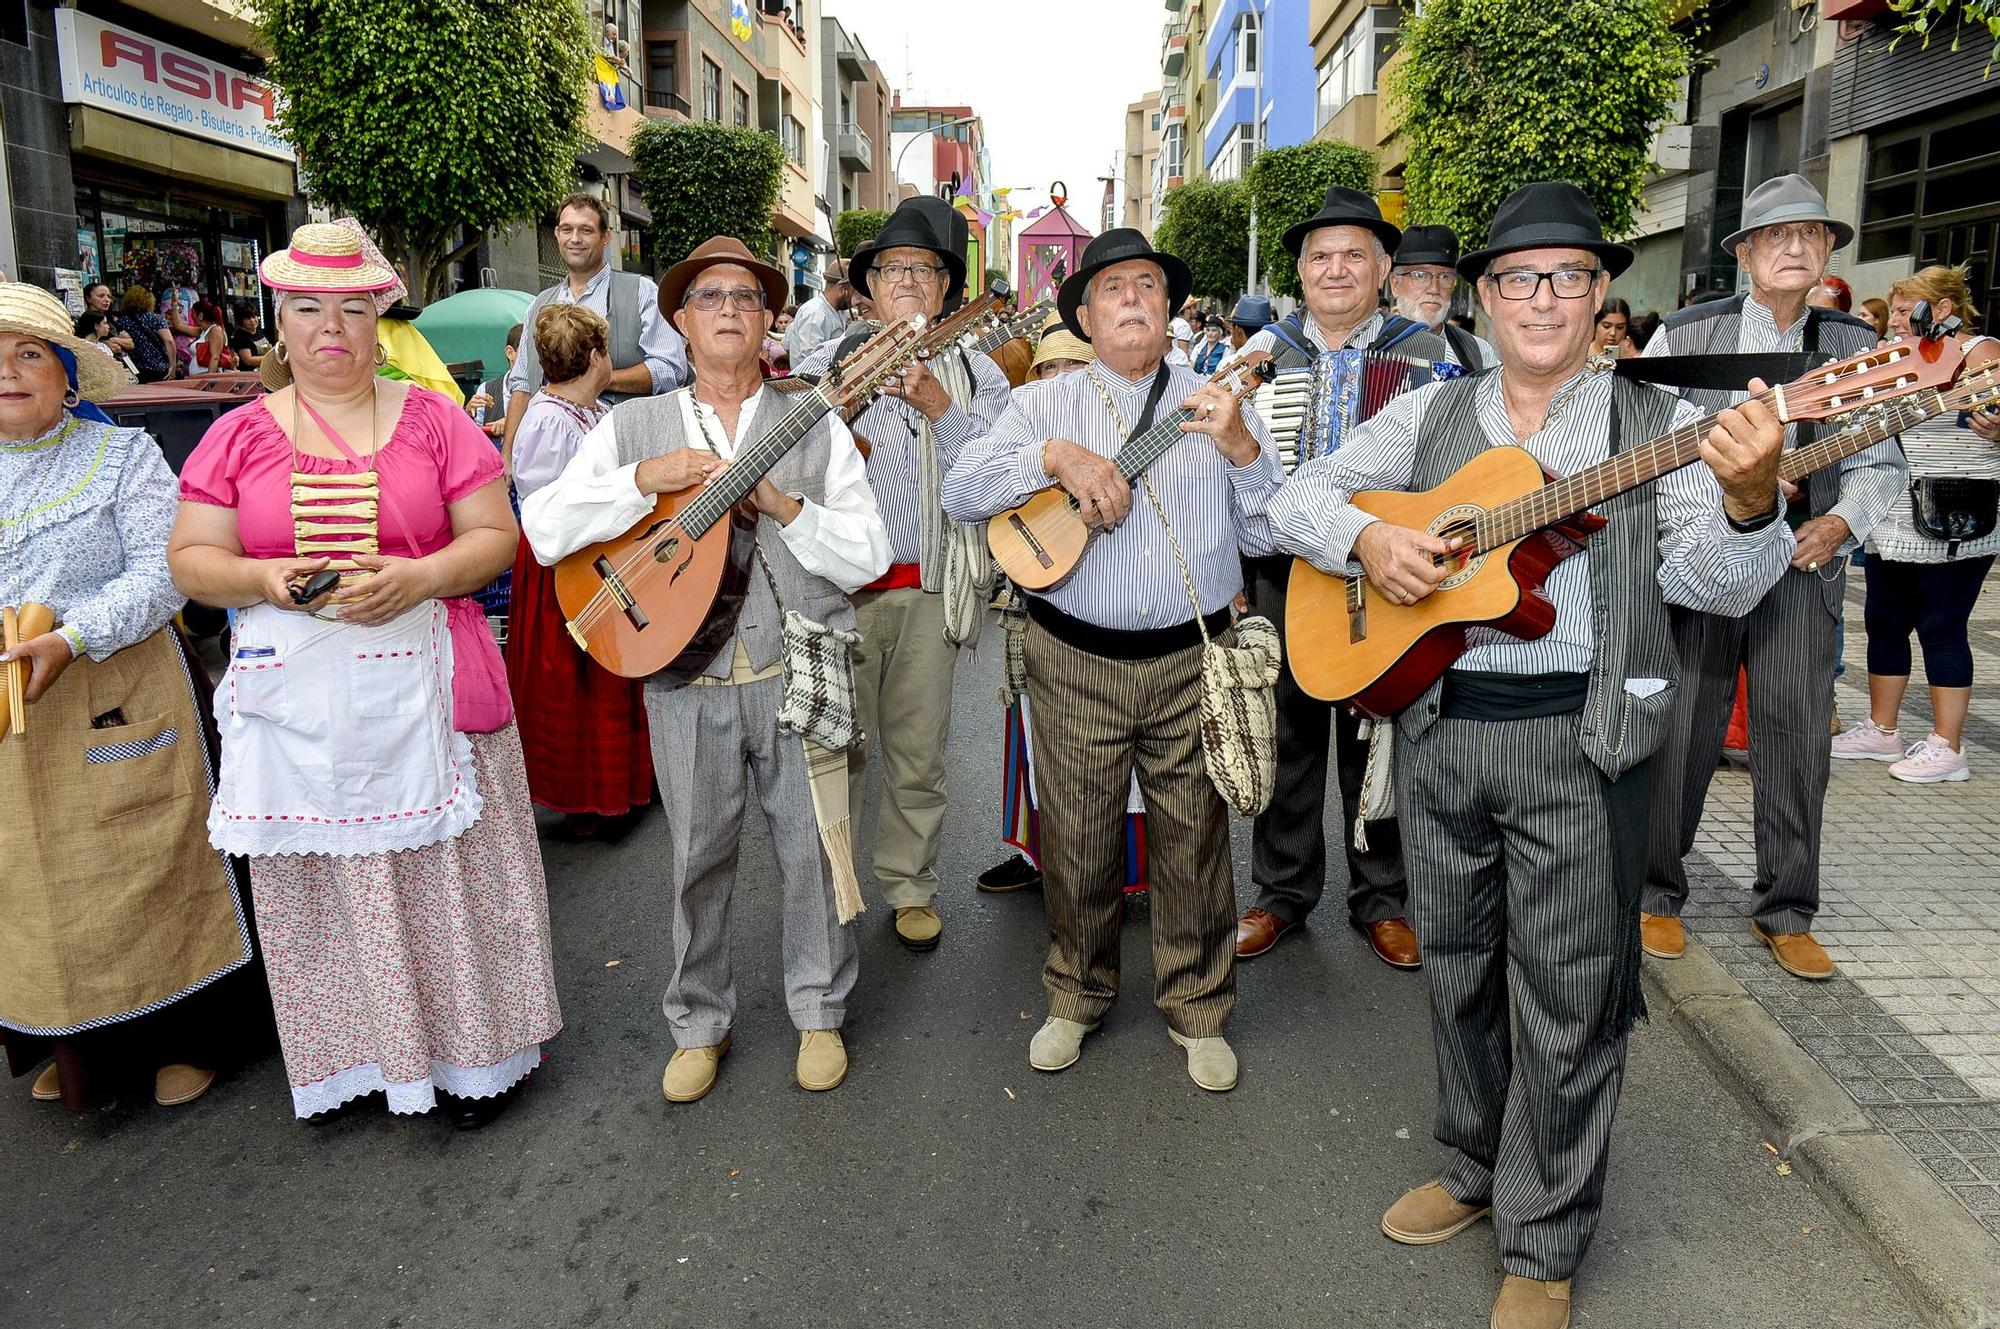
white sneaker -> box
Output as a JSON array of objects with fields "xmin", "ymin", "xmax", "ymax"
[
  {"xmin": 1889, "ymin": 734, "xmax": 1971, "ymax": 784},
  {"xmin": 1831, "ymin": 718, "xmax": 1901, "ymax": 761}
]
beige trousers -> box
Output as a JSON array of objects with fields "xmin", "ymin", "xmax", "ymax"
[{"xmin": 849, "ymin": 587, "xmax": 959, "ymax": 908}]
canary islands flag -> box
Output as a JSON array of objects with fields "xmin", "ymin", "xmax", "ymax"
[{"xmin": 595, "ymin": 53, "xmax": 626, "ymax": 111}]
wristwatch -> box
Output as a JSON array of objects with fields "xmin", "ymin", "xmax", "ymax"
[{"xmin": 1726, "ymin": 505, "xmax": 1781, "ymax": 534}]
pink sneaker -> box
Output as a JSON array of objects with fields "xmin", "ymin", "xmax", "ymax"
[
  {"xmin": 1889, "ymin": 734, "xmax": 1971, "ymax": 784},
  {"xmin": 1831, "ymin": 718, "xmax": 1901, "ymax": 761}
]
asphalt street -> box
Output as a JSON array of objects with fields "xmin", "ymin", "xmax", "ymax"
[{"xmin": 0, "ymin": 639, "xmax": 1921, "ymax": 1328}]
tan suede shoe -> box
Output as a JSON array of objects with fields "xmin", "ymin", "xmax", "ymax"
[
  {"xmin": 894, "ymin": 906, "xmax": 942, "ymax": 952},
  {"xmin": 1639, "ymin": 912, "xmax": 1685, "ymax": 959},
  {"xmin": 1382, "ymin": 1180, "xmax": 1492, "ymax": 1245},
  {"xmin": 154, "ymin": 1063, "xmax": 214, "ymax": 1107},
  {"xmin": 796, "ymin": 1029, "xmax": 847, "ymax": 1091},
  {"xmin": 662, "ymin": 1036, "xmax": 732, "ymax": 1103},
  {"xmin": 1167, "ymin": 1029, "xmax": 1238, "ymax": 1092},
  {"xmin": 30, "ymin": 1062, "xmax": 60, "ymax": 1102},
  {"xmin": 1752, "ymin": 922, "xmax": 1836, "ymax": 980},
  {"xmin": 1491, "ymin": 1275, "xmax": 1570, "ymax": 1329}
]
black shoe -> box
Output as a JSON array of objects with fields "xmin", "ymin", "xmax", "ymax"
[
  {"xmin": 441, "ymin": 1081, "xmax": 524, "ymax": 1131},
  {"xmin": 977, "ymin": 854, "xmax": 1043, "ymax": 893}
]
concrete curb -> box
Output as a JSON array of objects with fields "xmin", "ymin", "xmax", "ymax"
[{"xmin": 1642, "ymin": 941, "xmax": 2000, "ymax": 1329}]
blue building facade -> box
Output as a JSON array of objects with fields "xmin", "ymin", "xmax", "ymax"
[{"xmin": 1201, "ymin": 0, "xmax": 1314, "ymax": 180}]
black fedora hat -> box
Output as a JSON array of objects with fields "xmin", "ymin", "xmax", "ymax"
[
  {"xmin": 1056, "ymin": 227, "xmax": 1193, "ymax": 342},
  {"xmin": 1281, "ymin": 186, "xmax": 1401, "ymax": 258},
  {"xmin": 1457, "ymin": 182, "xmax": 1633, "ymax": 280},
  {"xmin": 851, "ymin": 196, "xmax": 967, "ymax": 307},
  {"xmin": 1393, "ymin": 225, "xmax": 1460, "ymax": 269}
]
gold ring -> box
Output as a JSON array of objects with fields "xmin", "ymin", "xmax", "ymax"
[{"xmin": 1808, "ymin": 560, "xmax": 1819, "ymax": 571}]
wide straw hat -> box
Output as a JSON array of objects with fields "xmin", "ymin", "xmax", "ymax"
[
  {"xmin": 0, "ymin": 282, "xmax": 130, "ymax": 403},
  {"xmin": 261, "ymin": 222, "xmax": 400, "ymax": 294},
  {"xmin": 1031, "ymin": 309, "xmax": 1093, "ymax": 371}
]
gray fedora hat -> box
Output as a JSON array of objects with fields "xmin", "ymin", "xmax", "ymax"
[
  {"xmin": 1226, "ymin": 294, "xmax": 1275, "ymax": 329},
  {"xmin": 1721, "ymin": 174, "xmax": 1854, "ymax": 254}
]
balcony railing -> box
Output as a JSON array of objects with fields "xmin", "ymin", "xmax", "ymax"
[
  {"xmin": 837, "ymin": 123, "xmax": 873, "ymax": 171},
  {"xmin": 1163, "ymin": 27, "xmax": 1189, "ymax": 78},
  {"xmin": 645, "ymin": 89, "xmax": 692, "ymax": 118}
]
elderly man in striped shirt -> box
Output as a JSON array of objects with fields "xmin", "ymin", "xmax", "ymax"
[
  {"xmin": 940, "ymin": 228, "xmax": 1283, "ymax": 1093},
  {"xmin": 1269, "ymin": 183, "xmax": 1792, "ymax": 1329}
]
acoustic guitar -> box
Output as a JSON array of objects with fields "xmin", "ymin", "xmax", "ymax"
[
  {"xmin": 988, "ymin": 350, "xmax": 1275, "ymax": 590},
  {"xmin": 555, "ymin": 316, "xmax": 929, "ymax": 681},
  {"xmin": 1283, "ymin": 337, "xmax": 1968, "ymax": 716}
]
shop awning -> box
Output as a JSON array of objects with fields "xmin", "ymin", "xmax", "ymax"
[
  {"xmin": 70, "ymin": 106, "xmax": 295, "ymax": 201},
  {"xmin": 583, "ymin": 102, "xmax": 650, "ymax": 176}
]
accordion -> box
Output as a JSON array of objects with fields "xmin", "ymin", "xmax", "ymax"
[{"xmin": 1254, "ymin": 350, "xmax": 1465, "ymax": 474}]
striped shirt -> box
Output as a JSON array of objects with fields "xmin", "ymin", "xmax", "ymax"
[
  {"xmin": 939, "ymin": 359, "xmax": 1284, "ymax": 630},
  {"xmin": 1643, "ymin": 294, "xmax": 1905, "ymax": 552},
  {"xmin": 1868, "ymin": 335, "xmax": 2000, "ymax": 562},
  {"xmin": 1269, "ymin": 369, "xmax": 1797, "ymax": 676},
  {"xmin": 794, "ymin": 338, "xmax": 1011, "ymax": 564}
]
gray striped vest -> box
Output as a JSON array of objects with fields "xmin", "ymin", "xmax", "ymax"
[
  {"xmin": 1394, "ymin": 374, "xmax": 1681, "ymax": 779},
  {"xmin": 609, "ymin": 388, "xmax": 855, "ymax": 683}
]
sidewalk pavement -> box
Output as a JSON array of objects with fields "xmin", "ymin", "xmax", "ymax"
[{"xmin": 1662, "ymin": 574, "xmax": 2000, "ymax": 1325}]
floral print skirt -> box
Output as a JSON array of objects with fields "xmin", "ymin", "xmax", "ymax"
[{"xmin": 247, "ymin": 724, "xmax": 563, "ymax": 1117}]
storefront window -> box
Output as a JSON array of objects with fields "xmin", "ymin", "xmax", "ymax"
[{"xmin": 73, "ymin": 179, "xmax": 272, "ymax": 324}]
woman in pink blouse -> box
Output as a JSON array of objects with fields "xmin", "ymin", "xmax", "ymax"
[{"xmin": 167, "ymin": 224, "xmax": 561, "ymax": 1128}]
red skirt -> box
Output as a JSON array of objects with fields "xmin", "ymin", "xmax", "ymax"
[{"xmin": 503, "ymin": 538, "xmax": 655, "ymax": 816}]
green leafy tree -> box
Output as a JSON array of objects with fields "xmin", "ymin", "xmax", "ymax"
[
  {"xmin": 1385, "ymin": 0, "xmax": 1692, "ymax": 251},
  {"xmin": 1888, "ymin": 0, "xmax": 2000, "ymax": 66},
  {"xmin": 836, "ymin": 209, "xmax": 891, "ymax": 257},
  {"xmin": 631, "ymin": 121, "xmax": 786, "ymax": 269},
  {"xmin": 1247, "ymin": 141, "xmax": 1377, "ymax": 299},
  {"xmin": 1153, "ymin": 179, "xmax": 1251, "ymax": 301},
  {"xmin": 259, "ymin": 0, "xmax": 591, "ymax": 304}
]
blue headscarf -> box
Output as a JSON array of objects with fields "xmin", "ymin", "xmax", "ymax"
[{"xmin": 48, "ymin": 343, "xmax": 116, "ymax": 425}]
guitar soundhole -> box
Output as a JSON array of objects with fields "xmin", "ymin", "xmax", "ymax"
[{"xmin": 1430, "ymin": 504, "xmax": 1488, "ymax": 592}]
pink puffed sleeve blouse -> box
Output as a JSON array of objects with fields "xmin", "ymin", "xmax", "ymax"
[{"xmin": 179, "ymin": 386, "xmax": 515, "ymax": 732}]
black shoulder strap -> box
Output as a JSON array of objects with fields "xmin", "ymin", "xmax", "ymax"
[
  {"xmin": 1616, "ymin": 351, "xmax": 1819, "ymax": 391},
  {"xmin": 1443, "ymin": 323, "xmax": 1482, "ymax": 370},
  {"xmin": 1371, "ymin": 315, "xmax": 1427, "ymax": 353}
]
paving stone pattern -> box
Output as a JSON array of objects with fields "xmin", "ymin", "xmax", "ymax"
[{"xmin": 1678, "ymin": 578, "xmax": 2000, "ymax": 1236}]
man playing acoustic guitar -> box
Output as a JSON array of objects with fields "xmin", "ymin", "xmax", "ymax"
[{"xmin": 1268, "ymin": 183, "xmax": 1795, "ymax": 1329}]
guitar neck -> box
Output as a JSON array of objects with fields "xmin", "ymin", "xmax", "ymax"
[
  {"xmin": 1780, "ymin": 389, "xmax": 1942, "ymax": 483},
  {"xmin": 1110, "ymin": 407, "xmax": 1198, "ymax": 480},
  {"xmin": 678, "ymin": 388, "xmax": 835, "ymax": 537}
]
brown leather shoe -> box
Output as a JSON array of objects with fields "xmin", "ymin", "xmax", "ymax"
[
  {"xmin": 1639, "ymin": 911, "xmax": 1685, "ymax": 959},
  {"xmin": 30, "ymin": 1062, "xmax": 60, "ymax": 1102},
  {"xmin": 154, "ymin": 1063, "xmax": 215, "ymax": 1107},
  {"xmin": 1752, "ymin": 922, "xmax": 1835, "ymax": 980},
  {"xmin": 1381, "ymin": 1179, "xmax": 1491, "ymax": 1245},
  {"xmin": 1364, "ymin": 918, "xmax": 1421, "ymax": 969},
  {"xmin": 1491, "ymin": 1275, "xmax": 1571, "ymax": 1329},
  {"xmin": 1235, "ymin": 906, "xmax": 1296, "ymax": 959}
]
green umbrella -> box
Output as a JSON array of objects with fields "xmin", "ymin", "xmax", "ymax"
[{"xmin": 413, "ymin": 288, "xmax": 535, "ymax": 382}]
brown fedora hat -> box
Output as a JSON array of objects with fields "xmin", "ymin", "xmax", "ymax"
[{"xmin": 659, "ymin": 236, "xmax": 789, "ymax": 317}]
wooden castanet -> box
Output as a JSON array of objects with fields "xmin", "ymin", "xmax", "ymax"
[
  {"xmin": 1, "ymin": 602, "xmax": 56, "ymax": 739},
  {"xmin": 551, "ymin": 487, "xmax": 754, "ymax": 683}
]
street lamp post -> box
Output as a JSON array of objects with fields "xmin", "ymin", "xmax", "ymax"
[{"xmin": 1242, "ymin": 0, "xmax": 1266, "ymax": 297}]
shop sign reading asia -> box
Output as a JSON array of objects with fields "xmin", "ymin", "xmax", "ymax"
[{"xmin": 53, "ymin": 10, "xmax": 294, "ymax": 163}]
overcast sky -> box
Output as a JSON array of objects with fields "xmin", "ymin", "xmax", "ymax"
[{"xmin": 824, "ymin": 0, "xmax": 1163, "ymax": 226}]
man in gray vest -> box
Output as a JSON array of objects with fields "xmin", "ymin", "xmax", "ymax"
[
  {"xmin": 1270, "ymin": 183, "xmax": 1793, "ymax": 1329},
  {"xmin": 784, "ymin": 257, "xmax": 852, "ymax": 362},
  {"xmin": 520, "ymin": 236, "xmax": 889, "ymax": 1105},
  {"xmin": 1637, "ymin": 175, "xmax": 1904, "ymax": 982},
  {"xmin": 501, "ymin": 192, "xmax": 688, "ymax": 456},
  {"xmin": 1390, "ymin": 225, "xmax": 1494, "ymax": 370},
  {"xmin": 1233, "ymin": 187, "xmax": 1450, "ymax": 971}
]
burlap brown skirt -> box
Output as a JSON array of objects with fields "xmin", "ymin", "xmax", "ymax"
[{"xmin": 0, "ymin": 626, "xmax": 252, "ymax": 1050}]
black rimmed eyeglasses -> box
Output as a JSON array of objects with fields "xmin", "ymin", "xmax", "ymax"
[{"xmin": 1484, "ymin": 268, "xmax": 1603, "ymax": 301}]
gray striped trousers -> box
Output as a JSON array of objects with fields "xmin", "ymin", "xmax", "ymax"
[{"xmin": 1398, "ymin": 710, "xmax": 1643, "ymax": 1281}]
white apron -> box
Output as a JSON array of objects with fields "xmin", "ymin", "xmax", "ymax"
[{"xmin": 209, "ymin": 600, "xmax": 482, "ymax": 858}]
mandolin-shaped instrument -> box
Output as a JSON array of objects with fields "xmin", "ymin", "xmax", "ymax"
[
  {"xmin": 1285, "ymin": 336, "xmax": 1967, "ymax": 716},
  {"xmin": 988, "ymin": 351, "xmax": 1275, "ymax": 590},
  {"xmin": 555, "ymin": 316, "xmax": 929, "ymax": 681}
]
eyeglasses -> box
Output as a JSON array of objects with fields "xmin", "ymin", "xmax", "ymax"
[
  {"xmin": 686, "ymin": 287, "xmax": 767, "ymax": 312},
  {"xmin": 1485, "ymin": 268, "xmax": 1603, "ymax": 301},
  {"xmin": 877, "ymin": 260, "xmax": 944, "ymax": 285},
  {"xmin": 1393, "ymin": 269, "xmax": 1457, "ymax": 290},
  {"xmin": 1748, "ymin": 221, "xmax": 1830, "ymax": 252}
]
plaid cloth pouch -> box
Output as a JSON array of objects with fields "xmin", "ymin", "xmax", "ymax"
[{"xmin": 774, "ymin": 609, "xmax": 863, "ymax": 751}]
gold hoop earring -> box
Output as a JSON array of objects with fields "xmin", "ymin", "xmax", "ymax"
[
  {"xmin": 63, "ymin": 388, "xmax": 79, "ymax": 408},
  {"xmin": 274, "ymin": 341, "xmax": 288, "ymax": 365},
  {"xmin": 373, "ymin": 344, "xmax": 388, "ymax": 368}
]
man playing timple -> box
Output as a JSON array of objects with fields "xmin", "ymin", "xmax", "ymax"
[
  {"xmin": 1270, "ymin": 182, "xmax": 1794, "ymax": 1329},
  {"xmin": 793, "ymin": 197, "xmax": 1012, "ymax": 952},
  {"xmin": 1233, "ymin": 188, "xmax": 1450, "ymax": 972},
  {"xmin": 1638, "ymin": 174, "xmax": 1903, "ymax": 982},
  {"xmin": 502, "ymin": 192, "xmax": 688, "ymax": 455},
  {"xmin": 940, "ymin": 228, "xmax": 1283, "ymax": 1092},
  {"xmin": 1390, "ymin": 225, "xmax": 1493, "ymax": 370},
  {"xmin": 784, "ymin": 259, "xmax": 853, "ymax": 362},
  {"xmin": 521, "ymin": 237, "xmax": 890, "ymax": 1103}
]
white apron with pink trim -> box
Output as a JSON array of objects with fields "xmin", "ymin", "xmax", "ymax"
[{"xmin": 208, "ymin": 600, "xmax": 483, "ymax": 857}]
